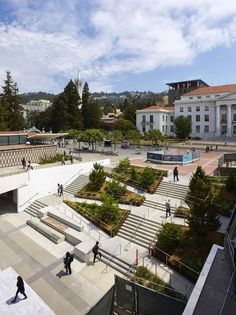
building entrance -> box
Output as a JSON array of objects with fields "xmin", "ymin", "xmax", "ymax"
[{"xmin": 0, "ymin": 190, "xmax": 17, "ymax": 214}]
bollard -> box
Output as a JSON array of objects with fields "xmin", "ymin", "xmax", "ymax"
[{"xmin": 136, "ymin": 249, "xmax": 139, "ymax": 266}]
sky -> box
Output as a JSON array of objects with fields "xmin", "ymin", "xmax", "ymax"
[{"xmin": 0, "ymin": 0, "xmax": 236, "ymax": 94}]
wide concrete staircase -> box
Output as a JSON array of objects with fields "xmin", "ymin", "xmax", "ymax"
[
  {"xmin": 143, "ymin": 199, "xmax": 167, "ymax": 212},
  {"xmin": 99, "ymin": 248, "xmax": 136, "ymax": 277},
  {"xmin": 155, "ymin": 181, "xmax": 189, "ymax": 200},
  {"xmin": 117, "ymin": 213, "xmax": 161, "ymax": 249},
  {"xmin": 24, "ymin": 200, "xmax": 48, "ymax": 217},
  {"xmin": 64, "ymin": 174, "xmax": 89, "ymax": 195}
]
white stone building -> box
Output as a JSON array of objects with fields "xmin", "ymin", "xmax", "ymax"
[
  {"xmin": 136, "ymin": 106, "xmax": 175, "ymax": 135},
  {"xmin": 175, "ymin": 84, "xmax": 236, "ymax": 139},
  {"xmin": 22, "ymin": 99, "xmax": 52, "ymax": 119}
]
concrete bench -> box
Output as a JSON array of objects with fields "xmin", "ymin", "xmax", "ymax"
[
  {"xmin": 27, "ymin": 218, "xmax": 65, "ymax": 244},
  {"xmin": 37, "ymin": 205, "xmax": 54, "ymax": 218},
  {"xmin": 74, "ymin": 241, "xmax": 95, "ymax": 264},
  {"xmin": 48, "ymin": 210, "xmax": 83, "ymax": 232},
  {"xmin": 41, "ymin": 216, "xmax": 82, "ymax": 246}
]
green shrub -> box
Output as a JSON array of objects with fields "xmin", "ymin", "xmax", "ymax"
[
  {"xmin": 141, "ymin": 167, "xmax": 156, "ymax": 190},
  {"xmin": 225, "ymin": 173, "xmax": 236, "ymax": 192},
  {"xmin": 39, "ymin": 153, "xmax": 68, "ymax": 164},
  {"xmin": 97, "ymin": 193, "xmax": 119, "ymax": 224},
  {"xmin": 107, "ymin": 180, "xmax": 127, "ymax": 200},
  {"xmin": 157, "ymin": 223, "xmax": 184, "ymax": 253},
  {"xmin": 89, "ymin": 163, "xmax": 106, "ymax": 189},
  {"xmin": 115, "ymin": 158, "xmax": 131, "ymax": 174}
]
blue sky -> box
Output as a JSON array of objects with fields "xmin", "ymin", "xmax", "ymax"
[{"xmin": 0, "ymin": 0, "xmax": 236, "ymax": 93}]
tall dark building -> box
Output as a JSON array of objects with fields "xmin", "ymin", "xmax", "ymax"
[{"xmin": 166, "ymin": 79, "xmax": 209, "ymax": 105}]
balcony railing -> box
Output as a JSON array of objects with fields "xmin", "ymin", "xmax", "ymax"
[{"xmin": 141, "ymin": 121, "xmax": 154, "ymax": 125}]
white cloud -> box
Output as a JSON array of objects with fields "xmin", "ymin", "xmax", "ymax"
[{"xmin": 0, "ymin": 0, "xmax": 236, "ymax": 92}]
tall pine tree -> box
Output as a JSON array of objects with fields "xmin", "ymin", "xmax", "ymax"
[
  {"xmin": 0, "ymin": 71, "xmax": 24, "ymax": 130},
  {"xmin": 81, "ymin": 81, "xmax": 90, "ymax": 129}
]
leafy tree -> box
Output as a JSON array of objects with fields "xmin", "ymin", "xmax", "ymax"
[
  {"xmin": 225, "ymin": 173, "xmax": 236, "ymax": 193},
  {"xmin": 144, "ymin": 129, "xmax": 163, "ymax": 146},
  {"xmin": 115, "ymin": 158, "xmax": 131, "ymax": 174},
  {"xmin": 51, "ymin": 93, "xmax": 69, "ymax": 132},
  {"xmin": 109, "ymin": 130, "xmax": 123, "ymax": 151},
  {"xmin": 113, "ymin": 119, "xmax": 137, "ymax": 133},
  {"xmin": 35, "ymin": 106, "xmax": 53, "ymax": 131},
  {"xmin": 89, "ymin": 163, "xmax": 106, "ymax": 189},
  {"xmin": 107, "ymin": 180, "xmax": 127, "ymax": 200},
  {"xmin": 186, "ymin": 166, "xmax": 220, "ymax": 236},
  {"xmin": 174, "ymin": 116, "xmax": 192, "ymax": 140},
  {"xmin": 130, "ymin": 166, "xmax": 140, "ymax": 183},
  {"xmin": 123, "ymin": 98, "xmax": 136, "ymax": 124},
  {"xmin": 97, "ymin": 193, "xmax": 119, "ymax": 223},
  {"xmin": 141, "ymin": 167, "xmax": 156, "ymax": 189},
  {"xmin": 0, "ymin": 71, "xmax": 25, "ymax": 130},
  {"xmin": 157, "ymin": 223, "xmax": 183, "ymax": 253},
  {"xmin": 126, "ymin": 130, "xmax": 141, "ymax": 148},
  {"xmin": 79, "ymin": 129, "xmax": 104, "ymax": 150}
]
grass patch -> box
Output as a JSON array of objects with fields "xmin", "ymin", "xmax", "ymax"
[
  {"xmin": 131, "ymin": 266, "xmax": 186, "ymax": 301},
  {"xmin": 75, "ymin": 181, "xmax": 145, "ymax": 206},
  {"xmin": 64, "ymin": 200, "xmax": 129, "ymax": 236}
]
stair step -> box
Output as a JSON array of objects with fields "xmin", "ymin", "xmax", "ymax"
[
  {"xmin": 117, "ymin": 230, "xmax": 152, "ymax": 246},
  {"xmin": 100, "ymin": 248, "xmax": 134, "ymax": 268},
  {"xmin": 128, "ymin": 215, "xmax": 161, "ymax": 229},
  {"xmin": 119, "ymin": 226, "xmax": 155, "ymax": 242},
  {"xmin": 116, "ymin": 233, "xmax": 149, "ymax": 249},
  {"xmin": 121, "ymin": 221, "xmax": 159, "ymax": 235}
]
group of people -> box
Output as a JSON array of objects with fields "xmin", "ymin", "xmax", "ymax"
[
  {"xmin": 21, "ymin": 157, "xmax": 33, "ymax": 170},
  {"xmin": 205, "ymin": 145, "xmax": 218, "ymax": 152},
  {"xmin": 57, "ymin": 183, "xmax": 64, "ymax": 197},
  {"xmin": 61, "ymin": 151, "xmax": 74, "ymax": 165}
]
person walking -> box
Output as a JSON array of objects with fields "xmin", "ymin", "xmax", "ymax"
[
  {"xmin": 61, "ymin": 156, "xmax": 65, "ymax": 165},
  {"xmin": 70, "ymin": 154, "xmax": 73, "ymax": 164},
  {"xmin": 60, "ymin": 184, "xmax": 64, "ymax": 197},
  {"xmin": 11, "ymin": 276, "xmax": 27, "ymax": 303},
  {"xmin": 92, "ymin": 241, "xmax": 102, "ymax": 264},
  {"xmin": 173, "ymin": 166, "xmax": 179, "ymax": 182},
  {"xmin": 21, "ymin": 157, "xmax": 26, "ymax": 169},
  {"xmin": 165, "ymin": 199, "xmax": 171, "ymax": 218},
  {"xmin": 64, "ymin": 251, "xmax": 74, "ymax": 274},
  {"xmin": 57, "ymin": 183, "xmax": 60, "ymax": 196}
]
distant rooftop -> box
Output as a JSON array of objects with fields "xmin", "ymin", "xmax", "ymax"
[
  {"xmin": 184, "ymin": 83, "xmax": 236, "ymax": 96},
  {"xmin": 166, "ymin": 79, "xmax": 209, "ymax": 88},
  {"xmin": 138, "ymin": 105, "xmax": 175, "ymax": 111}
]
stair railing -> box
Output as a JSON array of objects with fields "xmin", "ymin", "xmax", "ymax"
[
  {"xmin": 19, "ymin": 192, "xmax": 39, "ymax": 209},
  {"xmin": 103, "ymin": 243, "xmax": 122, "ymax": 273},
  {"xmin": 125, "ymin": 214, "xmax": 146, "ymax": 249},
  {"xmin": 64, "ymin": 168, "xmax": 84, "ymax": 187}
]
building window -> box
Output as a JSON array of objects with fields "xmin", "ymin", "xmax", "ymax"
[
  {"xmin": 206, "ymin": 95, "xmax": 210, "ymax": 98},
  {"xmin": 204, "ymin": 125, "xmax": 209, "ymax": 133},
  {"xmin": 165, "ymin": 126, "xmax": 167, "ymax": 132},
  {"xmin": 197, "ymin": 96, "xmax": 201, "ymax": 99},
  {"xmin": 142, "ymin": 115, "xmax": 146, "ymax": 122},
  {"xmin": 205, "ymin": 106, "xmax": 209, "ymax": 111},
  {"xmin": 170, "ymin": 116, "xmax": 174, "ymax": 122},
  {"xmin": 221, "ymin": 114, "xmax": 227, "ymax": 123},
  {"xmin": 166, "ymin": 116, "xmax": 168, "ymax": 122},
  {"xmin": 150, "ymin": 125, "xmax": 153, "ymax": 130},
  {"xmin": 180, "ymin": 107, "xmax": 184, "ymax": 112},
  {"xmin": 205, "ymin": 115, "xmax": 209, "ymax": 122},
  {"xmin": 170, "ymin": 126, "xmax": 174, "ymax": 132},
  {"xmin": 188, "ymin": 107, "xmax": 192, "ymax": 112},
  {"xmin": 142, "ymin": 126, "xmax": 146, "ymax": 133},
  {"xmin": 189, "ymin": 97, "xmax": 193, "ymax": 99},
  {"xmin": 187, "ymin": 115, "xmax": 192, "ymax": 121},
  {"xmin": 162, "ymin": 115, "xmax": 165, "ymax": 122},
  {"xmin": 150, "ymin": 115, "xmax": 153, "ymax": 123},
  {"xmin": 215, "ymin": 94, "xmax": 220, "ymax": 97},
  {"xmin": 196, "ymin": 125, "xmax": 200, "ymax": 133},
  {"xmin": 233, "ymin": 114, "xmax": 236, "ymax": 121},
  {"xmin": 196, "ymin": 106, "xmax": 200, "ymax": 111},
  {"xmin": 162, "ymin": 125, "xmax": 164, "ymax": 132},
  {"xmin": 196, "ymin": 115, "xmax": 200, "ymax": 122}
]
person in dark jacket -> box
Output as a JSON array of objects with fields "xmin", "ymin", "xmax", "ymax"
[
  {"xmin": 92, "ymin": 241, "xmax": 102, "ymax": 263},
  {"xmin": 64, "ymin": 251, "xmax": 74, "ymax": 274},
  {"xmin": 173, "ymin": 167, "xmax": 179, "ymax": 182},
  {"xmin": 11, "ymin": 276, "xmax": 27, "ymax": 303}
]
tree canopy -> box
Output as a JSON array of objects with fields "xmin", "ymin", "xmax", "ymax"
[
  {"xmin": 0, "ymin": 71, "xmax": 25, "ymax": 130},
  {"xmin": 174, "ymin": 116, "xmax": 192, "ymax": 140}
]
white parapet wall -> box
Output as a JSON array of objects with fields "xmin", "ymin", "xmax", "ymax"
[{"xmin": 17, "ymin": 159, "xmax": 110, "ymax": 212}]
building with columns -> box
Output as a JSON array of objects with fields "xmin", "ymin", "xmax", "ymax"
[
  {"xmin": 174, "ymin": 84, "xmax": 236, "ymax": 139},
  {"xmin": 136, "ymin": 106, "xmax": 175, "ymax": 135}
]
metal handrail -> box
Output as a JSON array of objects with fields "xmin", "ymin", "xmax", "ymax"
[
  {"xmin": 131, "ymin": 275, "xmax": 187, "ymax": 300},
  {"xmin": 64, "ymin": 168, "xmax": 83, "ymax": 186},
  {"xmin": 152, "ymin": 245, "xmax": 199, "ymax": 276},
  {"xmin": 104, "ymin": 243, "xmax": 122, "ymax": 273},
  {"xmin": 20, "ymin": 192, "xmax": 39, "ymax": 208},
  {"xmin": 125, "ymin": 215, "xmax": 145, "ymax": 248}
]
